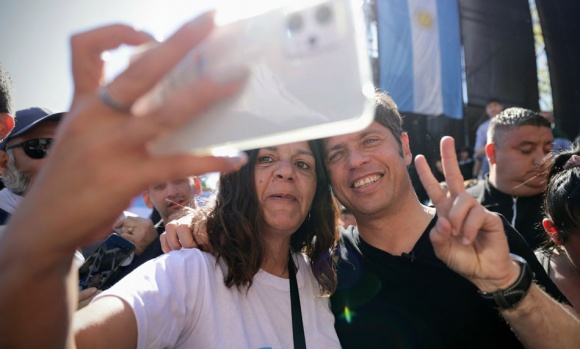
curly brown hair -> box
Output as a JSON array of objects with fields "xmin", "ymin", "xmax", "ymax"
[{"xmin": 206, "ymin": 140, "xmax": 339, "ymax": 294}]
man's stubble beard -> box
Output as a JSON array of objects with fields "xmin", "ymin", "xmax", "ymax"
[{"xmin": 2, "ymin": 152, "xmax": 31, "ymax": 195}]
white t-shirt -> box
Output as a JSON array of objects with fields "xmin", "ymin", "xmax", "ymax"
[{"xmin": 97, "ymin": 249, "xmax": 340, "ymax": 349}]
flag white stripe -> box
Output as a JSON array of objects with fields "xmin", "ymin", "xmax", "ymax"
[{"xmin": 408, "ymin": 0, "xmax": 443, "ymax": 115}]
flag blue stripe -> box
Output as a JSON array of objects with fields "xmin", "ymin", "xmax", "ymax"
[
  {"xmin": 436, "ymin": 0, "xmax": 463, "ymax": 119},
  {"xmin": 377, "ymin": 0, "xmax": 414, "ymax": 112}
]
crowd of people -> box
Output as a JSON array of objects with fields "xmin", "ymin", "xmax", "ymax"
[{"xmin": 0, "ymin": 10, "xmax": 579, "ymax": 349}]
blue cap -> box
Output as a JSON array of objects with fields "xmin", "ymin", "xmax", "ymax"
[{"xmin": 0, "ymin": 107, "xmax": 63, "ymax": 150}]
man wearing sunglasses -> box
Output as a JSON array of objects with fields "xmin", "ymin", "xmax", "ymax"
[{"xmin": 0, "ymin": 107, "xmax": 62, "ymax": 224}]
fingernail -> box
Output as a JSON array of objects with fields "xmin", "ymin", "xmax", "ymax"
[
  {"xmin": 461, "ymin": 237, "xmax": 470, "ymax": 245},
  {"xmin": 187, "ymin": 10, "xmax": 215, "ymax": 31}
]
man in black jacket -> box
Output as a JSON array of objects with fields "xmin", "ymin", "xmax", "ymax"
[{"xmin": 466, "ymin": 108, "xmax": 553, "ymax": 250}]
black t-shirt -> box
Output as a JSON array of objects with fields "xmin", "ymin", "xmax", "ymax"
[
  {"xmin": 0, "ymin": 207, "xmax": 10, "ymax": 225},
  {"xmin": 330, "ymin": 216, "xmax": 568, "ymax": 349}
]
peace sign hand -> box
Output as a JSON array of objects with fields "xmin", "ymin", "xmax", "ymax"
[{"xmin": 414, "ymin": 136, "xmax": 520, "ymax": 292}]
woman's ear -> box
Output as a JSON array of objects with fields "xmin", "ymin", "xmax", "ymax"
[{"xmin": 543, "ymin": 218, "xmax": 564, "ymax": 245}]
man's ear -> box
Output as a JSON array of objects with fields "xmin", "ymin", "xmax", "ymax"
[
  {"xmin": 486, "ymin": 143, "xmax": 497, "ymax": 165},
  {"xmin": 142, "ymin": 191, "xmax": 154, "ymax": 209},
  {"xmin": 0, "ymin": 114, "xmax": 14, "ymax": 141},
  {"xmin": 401, "ymin": 133, "xmax": 412, "ymax": 166},
  {"xmin": 193, "ymin": 177, "xmax": 202, "ymax": 195},
  {"xmin": 0, "ymin": 150, "xmax": 9, "ymax": 176},
  {"xmin": 542, "ymin": 218, "xmax": 564, "ymax": 245}
]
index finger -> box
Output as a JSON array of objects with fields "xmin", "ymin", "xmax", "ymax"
[
  {"xmin": 414, "ymin": 154, "xmax": 446, "ymax": 206},
  {"xmin": 108, "ymin": 11, "xmax": 216, "ymax": 107},
  {"xmin": 440, "ymin": 136, "xmax": 466, "ymax": 196},
  {"xmin": 71, "ymin": 24, "xmax": 152, "ymax": 96}
]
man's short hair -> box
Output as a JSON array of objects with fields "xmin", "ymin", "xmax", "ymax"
[
  {"xmin": 373, "ymin": 91, "xmax": 404, "ymax": 150},
  {"xmin": 487, "ymin": 107, "xmax": 551, "ymax": 147},
  {"xmin": 486, "ymin": 97, "xmax": 503, "ymax": 106},
  {"xmin": 0, "ymin": 63, "xmax": 15, "ymax": 115}
]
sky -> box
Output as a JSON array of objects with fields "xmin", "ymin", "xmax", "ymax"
[
  {"xmin": 0, "ymin": 0, "xmax": 262, "ymax": 112},
  {"xmin": 0, "ymin": 0, "xmax": 278, "ymax": 195}
]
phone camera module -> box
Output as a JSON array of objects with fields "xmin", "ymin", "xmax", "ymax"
[
  {"xmin": 315, "ymin": 5, "xmax": 333, "ymax": 25},
  {"xmin": 287, "ymin": 14, "xmax": 304, "ymax": 33}
]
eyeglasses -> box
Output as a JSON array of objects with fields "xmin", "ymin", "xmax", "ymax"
[{"xmin": 5, "ymin": 138, "xmax": 53, "ymax": 159}]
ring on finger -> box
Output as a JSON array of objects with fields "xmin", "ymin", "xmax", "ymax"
[{"xmin": 98, "ymin": 85, "xmax": 132, "ymax": 113}]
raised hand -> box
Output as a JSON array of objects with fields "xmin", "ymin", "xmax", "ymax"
[
  {"xmin": 8, "ymin": 12, "xmax": 248, "ymax": 252},
  {"xmin": 161, "ymin": 211, "xmax": 210, "ymax": 253},
  {"xmin": 414, "ymin": 136, "xmax": 519, "ymax": 292}
]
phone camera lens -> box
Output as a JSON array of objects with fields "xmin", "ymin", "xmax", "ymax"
[
  {"xmin": 287, "ymin": 14, "xmax": 303, "ymax": 33},
  {"xmin": 316, "ymin": 5, "xmax": 333, "ymax": 24}
]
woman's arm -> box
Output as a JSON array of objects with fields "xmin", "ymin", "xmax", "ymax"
[{"xmin": 74, "ymin": 297, "xmax": 138, "ymax": 349}]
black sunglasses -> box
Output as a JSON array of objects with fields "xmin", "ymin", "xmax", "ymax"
[{"xmin": 5, "ymin": 138, "xmax": 53, "ymax": 159}]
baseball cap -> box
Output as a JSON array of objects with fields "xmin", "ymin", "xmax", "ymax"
[{"xmin": 0, "ymin": 107, "xmax": 64, "ymax": 150}]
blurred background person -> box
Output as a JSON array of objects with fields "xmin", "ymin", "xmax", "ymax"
[{"xmin": 473, "ymin": 98, "xmax": 504, "ymax": 179}]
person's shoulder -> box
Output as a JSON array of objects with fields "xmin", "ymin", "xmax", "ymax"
[
  {"xmin": 534, "ymin": 248, "xmax": 552, "ymax": 274},
  {"xmin": 160, "ymin": 248, "xmax": 217, "ymax": 271},
  {"xmin": 476, "ymin": 119, "xmax": 491, "ymax": 132}
]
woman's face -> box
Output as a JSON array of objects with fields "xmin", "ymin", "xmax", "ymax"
[{"xmin": 254, "ymin": 141, "xmax": 317, "ymax": 238}]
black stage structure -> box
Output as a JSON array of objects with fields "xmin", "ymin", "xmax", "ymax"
[{"xmin": 369, "ymin": 0, "xmax": 580, "ymax": 201}]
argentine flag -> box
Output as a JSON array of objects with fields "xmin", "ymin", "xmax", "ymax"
[{"xmin": 377, "ymin": 0, "xmax": 463, "ymax": 119}]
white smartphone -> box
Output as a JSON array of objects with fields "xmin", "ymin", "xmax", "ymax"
[{"xmin": 134, "ymin": 0, "xmax": 375, "ymax": 156}]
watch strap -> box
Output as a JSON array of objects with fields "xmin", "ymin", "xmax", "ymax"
[{"xmin": 479, "ymin": 253, "xmax": 534, "ymax": 310}]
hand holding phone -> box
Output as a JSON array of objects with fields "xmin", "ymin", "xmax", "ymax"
[
  {"xmin": 78, "ymin": 233, "xmax": 136, "ymax": 290},
  {"xmin": 131, "ymin": 0, "xmax": 375, "ymax": 156}
]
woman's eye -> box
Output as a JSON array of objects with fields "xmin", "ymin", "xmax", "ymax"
[
  {"xmin": 258, "ymin": 155, "xmax": 273, "ymax": 163},
  {"xmin": 296, "ymin": 161, "xmax": 310, "ymax": 169}
]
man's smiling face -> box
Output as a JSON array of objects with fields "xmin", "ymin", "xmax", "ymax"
[{"xmin": 323, "ymin": 121, "xmax": 413, "ymax": 219}]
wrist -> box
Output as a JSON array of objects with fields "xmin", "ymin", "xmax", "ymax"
[{"xmin": 478, "ymin": 254, "xmax": 534, "ymax": 310}]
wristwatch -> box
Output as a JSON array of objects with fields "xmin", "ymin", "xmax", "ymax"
[{"xmin": 478, "ymin": 253, "xmax": 534, "ymax": 310}]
